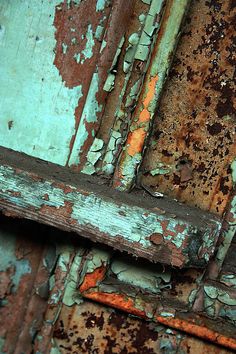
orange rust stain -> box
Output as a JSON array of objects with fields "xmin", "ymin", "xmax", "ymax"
[
  {"xmin": 39, "ymin": 201, "xmax": 74, "ymax": 218},
  {"xmin": 126, "ymin": 129, "xmax": 147, "ymax": 156},
  {"xmin": 82, "ymin": 288, "xmax": 236, "ymax": 350},
  {"xmin": 156, "ymin": 316, "xmax": 236, "ymax": 351},
  {"xmin": 84, "ymin": 291, "xmax": 146, "ymax": 318},
  {"xmin": 79, "ymin": 266, "xmax": 107, "ymax": 293},
  {"xmin": 127, "ymin": 75, "xmax": 158, "ymax": 157}
]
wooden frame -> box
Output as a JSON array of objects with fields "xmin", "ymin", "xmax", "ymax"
[{"xmin": 0, "ymin": 147, "xmax": 221, "ymax": 268}]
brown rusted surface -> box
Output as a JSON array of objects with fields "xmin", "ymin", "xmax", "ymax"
[
  {"xmin": 52, "ymin": 301, "xmax": 234, "ymax": 353},
  {"xmin": 0, "ymin": 0, "xmax": 236, "ymax": 352},
  {"xmin": 53, "ymin": 1, "xmax": 111, "ymax": 89},
  {"xmin": 141, "ymin": 0, "xmax": 236, "ymax": 216},
  {"xmin": 77, "ymin": 241, "xmax": 236, "ymax": 350},
  {"xmin": 0, "ymin": 215, "xmax": 56, "ymax": 354}
]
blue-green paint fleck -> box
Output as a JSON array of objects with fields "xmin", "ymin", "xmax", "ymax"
[
  {"xmin": 231, "ymin": 159, "xmax": 236, "ymax": 185},
  {"xmin": 111, "ymin": 258, "xmax": 171, "ymax": 293},
  {"xmin": 0, "ymin": 163, "xmax": 221, "ymax": 267},
  {"xmin": 100, "ymin": 39, "xmax": 107, "ymax": 52},
  {"xmin": 74, "ymin": 53, "xmax": 81, "ymax": 63},
  {"xmin": 95, "ymin": 25, "xmax": 104, "ymax": 40},
  {"xmin": 81, "ymin": 24, "xmax": 95, "ymax": 63},
  {"xmin": 82, "ymin": 138, "xmax": 104, "ymax": 175},
  {"xmin": 62, "ymin": 43, "xmax": 68, "ymax": 54},
  {"xmin": 96, "ymin": 0, "xmax": 107, "ymax": 11}
]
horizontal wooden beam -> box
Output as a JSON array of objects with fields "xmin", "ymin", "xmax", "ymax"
[{"xmin": 0, "ymin": 147, "xmax": 221, "ymax": 268}]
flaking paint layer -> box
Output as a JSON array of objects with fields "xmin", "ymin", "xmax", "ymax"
[{"xmin": 0, "ymin": 1, "xmax": 83, "ymax": 165}]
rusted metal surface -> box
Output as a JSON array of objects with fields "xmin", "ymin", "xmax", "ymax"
[
  {"xmin": 52, "ymin": 301, "xmax": 234, "ymax": 353},
  {"xmin": 0, "ymin": 215, "xmax": 57, "ymax": 353},
  {"xmin": 141, "ymin": 0, "xmax": 236, "ymax": 216},
  {"xmin": 0, "ymin": 214, "xmax": 235, "ymax": 353},
  {"xmin": 73, "ymin": 244, "xmax": 236, "ymax": 350},
  {"xmin": 0, "ymin": 0, "xmax": 236, "ymax": 352},
  {"xmin": 112, "ymin": 0, "xmax": 190, "ymax": 191}
]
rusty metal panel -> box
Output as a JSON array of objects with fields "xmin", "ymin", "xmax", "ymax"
[
  {"xmin": 0, "ymin": 217, "xmax": 235, "ymax": 353},
  {"xmin": 141, "ymin": 0, "xmax": 236, "ymax": 215},
  {"xmin": 0, "ymin": 0, "xmax": 236, "ymax": 352}
]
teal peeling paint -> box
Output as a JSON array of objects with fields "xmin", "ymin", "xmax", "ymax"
[
  {"xmin": 82, "ymin": 138, "xmax": 104, "ymax": 174},
  {"xmin": 123, "ymin": 33, "xmax": 140, "ymax": 73},
  {"xmin": 103, "ymin": 73, "xmax": 116, "ymax": 92},
  {"xmin": 74, "ymin": 53, "xmax": 81, "ymax": 63},
  {"xmin": 160, "ymin": 312, "xmax": 175, "ymax": 317},
  {"xmin": 0, "ymin": 1, "xmax": 83, "ymax": 165},
  {"xmin": 0, "ymin": 231, "xmax": 31, "ymax": 292},
  {"xmin": 102, "ymin": 130, "xmax": 122, "ymax": 175},
  {"xmin": 231, "ymin": 159, "xmax": 236, "ymax": 185},
  {"xmin": 204, "ymin": 283, "xmax": 236, "ymax": 324},
  {"xmin": 111, "ymin": 258, "xmax": 171, "ymax": 293},
  {"xmin": 95, "ymin": 25, "xmax": 104, "ymax": 40},
  {"xmin": 215, "ymin": 192, "xmax": 236, "ymax": 271},
  {"xmin": 69, "ymin": 73, "xmax": 102, "ymax": 166},
  {"xmin": 96, "ymin": 0, "xmax": 107, "ymax": 12},
  {"xmin": 63, "ymin": 248, "xmax": 85, "ymax": 306},
  {"xmin": 116, "ymin": 0, "xmax": 190, "ymax": 191},
  {"xmin": 125, "ymin": 80, "xmax": 142, "ymax": 108},
  {"xmin": 102, "ymin": 1, "xmax": 165, "ymax": 176},
  {"xmin": 135, "ymin": 0, "xmax": 164, "ymax": 61},
  {"xmin": 100, "ymin": 39, "xmax": 107, "ymax": 52},
  {"xmin": 139, "ymin": 14, "xmax": 146, "ymax": 25},
  {"xmin": 0, "ymin": 163, "xmax": 221, "ymax": 267},
  {"xmin": 81, "ymin": 24, "xmax": 95, "ymax": 63},
  {"xmin": 149, "ymin": 0, "xmax": 190, "ymax": 104},
  {"xmin": 62, "ymin": 43, "xmax": 68, "ymax": 54},
  {"xmin": 149, "ymin": 163, "xmax": 172, "ymax": 176}
]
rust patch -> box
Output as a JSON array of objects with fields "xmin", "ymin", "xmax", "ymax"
[
  {"xmin": 150, "ymin": 233, "xmax": 163, "ymax": 245},
  {"xmin": 142, "ymin": 0, "xmax": 236, "ymax": 215},
  {"xmin": 79, "ymin": 265, "xmax": 107, "ymax": 293},
  {"xmin": 53, "ymin": 1, "xmax": 110, "ymax": 89},
  {"xmin": 84, "ymin": 291, "xmax": 147, "ymax": 318}
]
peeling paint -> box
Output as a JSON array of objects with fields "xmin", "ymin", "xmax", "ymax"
[
  {"xmin": 204, "ymin": 282, "xmax": 236, "ymax": 325},
  {"xmin": 81, "ymin": 24, "xmax": 95, "ymax": 64},
  {"xmin": 0, "ymin": 0, "xmax": 84, "ymax": 165},
  {"xmin": 231, "ymin": 159, "xmax": 236, "ymax": 185},
  {"xmin": 103, "ymin": 36, "xmax": 125, "ymax": 90},
  {"xmin": 96, "ymin": 0, "xmax": 108, "ymax": 12},
  {"xmin": 110, "ymin": 258, "xmax": 171, "ymax": 293},
  {"xmin": 82, "ymin": 138, "xmax": 104, "ymax": 175},
  {"xmin": 63, "ymin": 248, "xmax": 85, "ymax": 306},
  {"xmin": 113, "ymin": 0, "xmax": 190, "ymax": 191},
  {"xmin": 149, "ymin": 162, "xmax": 172, "ymax": 176},
  {"xmin": 0, "ymin": 232, "xmax": 31, "ymax": 293},
  {"xmin": 68, "ymin": 73, "xmax": 102, "ymax": 166},
  {"xmin": 0, "ymin": 150, "xmax": 221, "ymax": 267}
]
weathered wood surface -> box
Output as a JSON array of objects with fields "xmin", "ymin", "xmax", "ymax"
[{"xmin": 0, "ymin": 147, "xmax": 221, "ymax": 268}]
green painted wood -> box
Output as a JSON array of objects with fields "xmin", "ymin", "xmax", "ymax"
[
  {"xmin": 0, "ymin": 147, "xmax": 221, "ymax": 268},
  {"xmin": 0, "ymin": 0, "xmax": 110, "ymax": 167},
  {"xmin": 0, "ymin": 0, "xmax": 82, "ymax": 165}
]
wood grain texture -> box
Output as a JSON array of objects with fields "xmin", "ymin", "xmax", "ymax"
[{"xmin": 0, "ymin": 147, "xmax": 221, "ymax": 268}]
